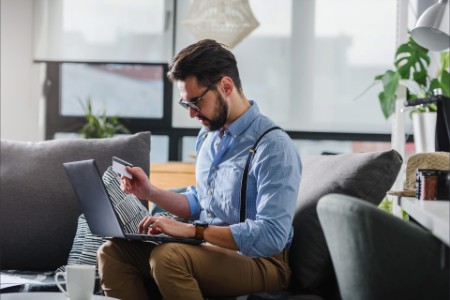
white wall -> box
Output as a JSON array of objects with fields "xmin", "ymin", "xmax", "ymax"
[{"xmin": 1, "ymin": 0, "xmax": 44, "ymax": 141}]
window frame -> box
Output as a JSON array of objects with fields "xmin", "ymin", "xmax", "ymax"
[
  {"xmin": 42, "ymin": 60, "xmax": 172, "ymax": 134},
  {"xmin": 42, "ymin": 60, "xmax": 401, "ymax": 161}
]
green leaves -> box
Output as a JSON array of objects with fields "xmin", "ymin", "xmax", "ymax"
[
  {"xmin": 395, "ymin": 38, "xmax": 429, "ymax": 86},
  {"xmin": 440, "ymin": 70, "xmax": 450, "ymax": 96},
  {"xmin": 378, "ymin": 70, "xmax": 400, "ymax": 119},
  {"xmin": 438, "ymin": 51, "xmax": 450, "ymax": 97},
  {"xmin": 374, "ymin": 35, "xmax": 449, "ymax": 119},
  {"xmin": 79, "ymin": 99, "xmax": 130, "ymax": 139}
]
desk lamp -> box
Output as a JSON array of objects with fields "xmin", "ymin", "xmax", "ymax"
[{"xmin": 411, "ymin": 0, "xmax": 450, "ymax": 51}]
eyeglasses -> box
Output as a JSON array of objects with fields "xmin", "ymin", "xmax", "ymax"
[{"xmin": 178, "ymin": 84, "xmax": 214, "ymax": 112}]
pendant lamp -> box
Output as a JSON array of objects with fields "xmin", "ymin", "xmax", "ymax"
[{"xmin": 183, "ymin": 0, "xmax": 259, "ymax": 48}]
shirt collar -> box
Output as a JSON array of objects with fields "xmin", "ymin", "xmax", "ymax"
[{"xmin": 223, "ymin": 100, "xmax": 259, "ymax": 138}]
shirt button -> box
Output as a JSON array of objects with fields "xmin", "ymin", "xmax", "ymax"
[
  {"xmin": 207, "ymin": 189, "xmax": 212, "ymax": 195},
  {"xmin": 207, "ymin": 212, "xmax": 214, "ymax": 218}
]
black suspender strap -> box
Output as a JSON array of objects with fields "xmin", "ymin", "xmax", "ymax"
[{"xmin": 240, "ymin": 126, "xmax": 282, "ymax": 222}]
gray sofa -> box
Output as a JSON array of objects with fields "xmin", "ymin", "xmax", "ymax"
[
  {"xmin": 0, "ymin": 132, "xmax": 151, "ymax": 293},
  {"xmin": 0, "ymin": 132, "xmax": 403, "ymax": 299}
]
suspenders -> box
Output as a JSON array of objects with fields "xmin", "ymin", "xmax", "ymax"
[
  {"xmin": 240, "ymin": 126, "xmax": 282, "ymax": 222},
  {"xmin": 197, "ymin": 126, "xmax": 283, "ymax": 223}
]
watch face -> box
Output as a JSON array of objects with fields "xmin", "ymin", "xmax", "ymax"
[{"xmin": 194, "ymin": 221, "xmax": 209, "ymax": 227}]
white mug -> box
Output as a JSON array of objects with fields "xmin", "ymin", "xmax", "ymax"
[{"xmin": 54, "ymin": 264, "xmax": 95, "ymax": 300}]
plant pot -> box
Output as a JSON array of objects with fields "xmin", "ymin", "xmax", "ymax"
[{"xmin": 412, "ymin": 112, "xmax": 437, "ymax": 153}]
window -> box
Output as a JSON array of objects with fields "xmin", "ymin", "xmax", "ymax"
[
  {"xmin": 41, "ymin": 1, "xmax": 416, "ymax": 161},
  {"xmin": 34, "ymin": 0, "xmax": 173, "ymax": 63},
  {"xmin": 172, "ymin": 0, "xmax": 413, "ymax": 156},
  {"xmin": 174, "ymin": 0, "xmax": 397, "ymax": 135},
  {"xmin": 60, "ymin": 63, "xmax": 165, "ymax": 119},
  {"xmin": 43, "ymin": 61, "xmax": 176, "ymax": 161}
]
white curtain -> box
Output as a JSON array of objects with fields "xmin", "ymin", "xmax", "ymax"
[{"xmin": 33, "ymin": 0, "xmax": 174, "ymax": 62}]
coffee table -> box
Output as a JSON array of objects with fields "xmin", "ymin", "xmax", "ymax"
[{"xmin": 1, "ymin": 292, "xmax": 118, "ymax": 300}]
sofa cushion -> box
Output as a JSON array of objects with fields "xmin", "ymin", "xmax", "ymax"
[
  {"xmin": 289, "ymin": 150, "xmax": 402, "ymax": 297},
  {"xmin": 0, "ymin": 132, "xmax": 151, "ymax": 271}
]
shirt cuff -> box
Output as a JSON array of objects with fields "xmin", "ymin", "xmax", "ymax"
[
  {"xmin": 230, "ymin": 222, "xmax": 261, "ymax": 257},
  {"xmin": 182, "ymin": 190, "xmax": 201, "ymax": 220}
]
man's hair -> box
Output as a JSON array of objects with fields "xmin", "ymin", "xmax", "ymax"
[{"xmin": 167, "ymin": 39, "xmax": 242, "ymax": 91}]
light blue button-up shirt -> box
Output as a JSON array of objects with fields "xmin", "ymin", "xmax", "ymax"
[{"xmin": 183, "ymin": 101, "xmax": 302, "ymax": 257}]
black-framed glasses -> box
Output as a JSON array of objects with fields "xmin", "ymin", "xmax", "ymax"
[{"xmin": 178, "ymin": 83, "xmax": 214, "ymax": 112}]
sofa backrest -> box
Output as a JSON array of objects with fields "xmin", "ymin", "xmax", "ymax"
[
  {"xmin": 289, "ymin": 149, "xmax": 403, "ymax": 299},
  {"xmin": 0, "ymin": 132, "xmax": 151, "ymax": 271}
]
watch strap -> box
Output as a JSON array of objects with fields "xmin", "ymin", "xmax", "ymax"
[
  {"xmin": 194, "ymin": 222, "xmax": 208, "ymax": 240},
  {"xmin": 195, "ymin": 226, "xmax": 205, "ymax": 240}
]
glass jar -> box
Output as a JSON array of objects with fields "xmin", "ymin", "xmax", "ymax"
[{"xmin": 419, "ymin": 170, "xmax": 439, "ymax": 200}]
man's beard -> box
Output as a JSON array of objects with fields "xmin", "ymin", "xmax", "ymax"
[{"xmin": 201, "ymin": 92, "xmax": 228, "ymax": 132}]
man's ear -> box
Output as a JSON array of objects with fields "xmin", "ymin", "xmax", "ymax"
[{"xmin": 220, "ymin": 77, "xmax": 234, "ymax": 96}]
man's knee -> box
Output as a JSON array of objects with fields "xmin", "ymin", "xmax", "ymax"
[
  {"xmin": 97, "ymin": 240, "xmax": 111, "ymax": 262},
  {"xmin": 97, "ymin": 239, "xmax": 121, "ymax": 263},
  {"xmin": 97, "ymin": 238, "xmax": 138, "ymax": 273},
  {"xmin": 150, "ymin": 243, "xmax": 195, "ymax": 279}
]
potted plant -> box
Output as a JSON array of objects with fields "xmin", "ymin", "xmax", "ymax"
[
  {"xmin": 79, "ymin": 99, "xmax": 130, "ymax": 139},
  {"xmin": 372, "ymin": 35, "xmax": 449, "ymax": 152}
]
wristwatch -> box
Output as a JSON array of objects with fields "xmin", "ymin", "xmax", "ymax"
[{"xmin": 194, "ymin": 221, "xmax": 209, "ymax": 240}]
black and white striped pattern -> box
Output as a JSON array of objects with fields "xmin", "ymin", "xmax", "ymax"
[
  {"xmin": 67, "ymin": 214, "xmax": 106, "ymax": 266},
  {"xmin": 102, "ymin": 167, "xmax": 150, "ymax": 234},
  {"xmin": 56, "ymin": 214, "xmax": 106, "ymax": 274}
]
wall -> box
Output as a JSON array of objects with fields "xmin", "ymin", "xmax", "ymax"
[{"xmin": 1, "ymin": 0, "xmax": 44, "ymax": 141}]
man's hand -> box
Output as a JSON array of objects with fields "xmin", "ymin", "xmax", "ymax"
[
  {"xmin": 138, "ymin": 216, "xmax": 195, "ymax": 238},
  {"xmin": 120, "ymin": 166, "xmax": 153, "ymax": 200}
]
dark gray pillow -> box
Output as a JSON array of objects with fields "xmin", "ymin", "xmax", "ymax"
[
  {"xmin": 0, "ymin": 132, "xmax": 151, "ymax": 271},
  {"xmin": 289, "ymin": 149, "xmax": 402, "ymax": 297}
]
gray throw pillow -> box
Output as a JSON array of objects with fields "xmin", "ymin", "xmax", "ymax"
[
  {"xmin": 289, "ymin": 149, "xmax": 402, "ymax": 297},
  {"xmin": 0, "ymin": 132, "xmax": 151, "ymax": 271}
]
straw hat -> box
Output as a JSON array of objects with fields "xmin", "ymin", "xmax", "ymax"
[{"xmin": 388, "ymin": 152, "xmax": 450, "ymax": 197}]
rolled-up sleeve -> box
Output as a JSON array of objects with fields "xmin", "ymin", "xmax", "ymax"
[{"xmin": 182, "ymin": 185, "xmax": 201, "ymax": 220}]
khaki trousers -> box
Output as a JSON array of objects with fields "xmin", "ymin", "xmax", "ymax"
[{"xmin": 97, "ymin": 238, "xmax": 291, "ymax": 300}]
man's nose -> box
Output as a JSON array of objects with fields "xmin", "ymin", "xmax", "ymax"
[{"xmin": 189, "ymin": 107, "xmax": 199, "ymax": 118}]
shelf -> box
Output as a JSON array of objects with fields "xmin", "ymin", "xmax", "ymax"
[{"xmin": 398, "ymin": 197, "xmax": 449, "ymax": 246}]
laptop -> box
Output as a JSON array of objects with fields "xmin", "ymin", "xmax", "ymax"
[{"xmin": 63, "ymin": 159, "xmax": 203, "ymax": 245}]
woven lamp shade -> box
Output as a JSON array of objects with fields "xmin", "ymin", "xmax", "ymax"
[{"xmin": 183, "ymin": 0, "xmax": 259, "ymax": 48}]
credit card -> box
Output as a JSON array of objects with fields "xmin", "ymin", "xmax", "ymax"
[{"xmin": 112, "ymin": 156, "xmax": 133, "ymax": 179}]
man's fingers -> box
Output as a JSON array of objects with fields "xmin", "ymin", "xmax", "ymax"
[
  {"xmin": 149, "ymin": 227, "xmax": 161, "ymax": 235},
  {"xmin": 138, "ymin": 216, "xmax": 153, "ymax": 233}
]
